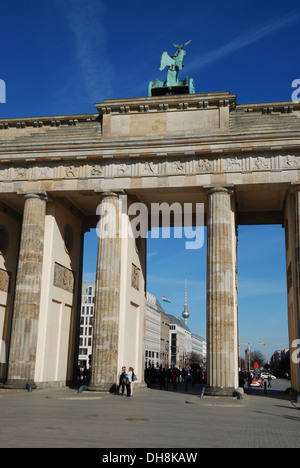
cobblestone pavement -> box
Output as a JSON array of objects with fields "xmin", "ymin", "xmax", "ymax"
[{"xmin": 1, "ymin": 378, "xmax": 299, "ymax": 448}]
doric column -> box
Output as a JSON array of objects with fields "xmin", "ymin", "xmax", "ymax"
[
  {"xmin": 294, "ymin": 190, "xmax": 300, "ymax": 340},
  {"xmin": 205, "ymin": 186, "xmax": 239, "ymax": 395},
  {"xmin": 5, "ymin": 191, "xmax": 47, "ymax": 389},
  {"xmin": 286, "ymin": 186, "xmax": 300, "ymax": 394},
  {"xmin": 89, "ymin": 192, "xmax": 121, "ymax": 391}
]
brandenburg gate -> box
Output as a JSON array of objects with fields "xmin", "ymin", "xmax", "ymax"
[{"xmin": 0, "ymin": 45, "xmax": 300, "ymax": 397}]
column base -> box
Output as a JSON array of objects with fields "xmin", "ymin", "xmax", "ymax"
[
  {"xmin": 4, "ymin": 379, "xmax": 37, "ymax": 390},
  {"xmin": 205, "ymin": 386, "xmax": 241, "ymax": 397},
  {"xmin": 88, "ymin": 382, "xmax": 114, "ymax": 393}
]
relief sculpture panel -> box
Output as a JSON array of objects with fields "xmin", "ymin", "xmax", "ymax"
[
  {"xmin": 0, "ymin": 152, "xmax": 299, "ymax": 185},
  {"xmin": 53, "ymin": 262, "xmax": 75, "ymax": 293}
]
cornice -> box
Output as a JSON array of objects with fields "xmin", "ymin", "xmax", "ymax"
[
  {"xmin": 0, "ymin": 113, "xmax": 100, "ymax": 130},
  {"xmin": 235, "ymin": 100, "xmax": 300, "ymax": 114},
  {"xmin": 0, "ymin": 129, "xmax": 299, "ymax": 162},
  {"xmin": 96, "ymin": 91, "xmax": 237, "ymax": 114}
]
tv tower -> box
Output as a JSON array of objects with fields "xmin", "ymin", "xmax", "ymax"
[{"xmin": 182, "ymin": 278, "xmax": 190, "ymax": 325}]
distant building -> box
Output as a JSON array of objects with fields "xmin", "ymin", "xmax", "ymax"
[
  {"xmin": 145, "ymin": 292, "xmax": 170, "ymax": 368},
  {"xmin": 146, "ymin": 282, "xmax": 207, "ymax": 369},
  {"xmin": 78, "ymin": 282, "xmax": 95, "ymax": 368},
  {"xmin": 192, "ymin": 332, "xmax": 207, "ymax": 366},
  {"xmin": 270, "ymin": 348, "xmax": 289, "ymax": 366},
  {"xmin": 167, "ymin": 314, "xmax": 206, "ymax": 368},
  {"xmin": 78, "ymin": 286, "xmax": 206, "ymax": 372},
  {"xmin": 168, "ymin": 314, "xmax": 192, "ymax": 368}
]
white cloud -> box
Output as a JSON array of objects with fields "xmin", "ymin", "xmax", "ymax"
[
  {"xmin": 147, "ymin": 251, "xmax": 158, "ymax": 260},
  {"xmin": 238, "ymin": 278, "xmax": 286, "ymax": 298},
  {"xmin": 57, "ymin": 0, "xmax": 114, "ymax": 101},
  {"xmin": 189, "ymin": 12, "xmax": 300, "ymax": 71}
]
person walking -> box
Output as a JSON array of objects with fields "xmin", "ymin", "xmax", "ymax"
[
  {"xmin": 184, "ymin": 367, "xmax": 192, "ymax": 392},
  {"xmin": 171, "ymin": 368, "xmax": 177, "ymax": 390},
  {"xmin": 158, "ymin": 368, "xmax": 166, "ymax": 390},
  {"xmin": 268, "ymin": 374, "xmax": 272, "ymax": 388},
  {"xmin": 115, "ymin": 366, "xmax": 127, "ymax": 395}
]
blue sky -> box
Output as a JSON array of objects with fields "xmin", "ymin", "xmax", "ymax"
[{"xmin": 1, "ymin": 0, "xmax": 299, "ymax": 360}]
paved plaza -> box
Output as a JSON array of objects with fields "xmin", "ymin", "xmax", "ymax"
[{"xmin": 0, "ymin": 378, "xmax": 299, "ymax": 449}]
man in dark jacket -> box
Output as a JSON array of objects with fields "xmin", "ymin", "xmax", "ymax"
[{"xmin": 115, "ymin": 366, "xmax": 127, "ymax": 395}]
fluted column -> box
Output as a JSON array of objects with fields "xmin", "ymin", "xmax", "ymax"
[
  {"xmin": 290, "ymin": 188, "xmax": 300, "ymax": 394},
  {"xmin": 5, "ymin": 191, "xmax": 47, "ymax": 389},
  {"xmin": 89, "ymin": 192, "xmax": 121, "ymax": 391},
  {"xmin": 294, "ymin": 189, "xmax": 300, "ymax": 332},
  {"xmin": 206, "ymin": 186, "xmax": 238, "ymax": 395}
]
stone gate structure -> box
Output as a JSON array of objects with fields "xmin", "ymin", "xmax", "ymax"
[{"xmin": 0, "ymin": 90, "xmax": 300, "ymax": 396}]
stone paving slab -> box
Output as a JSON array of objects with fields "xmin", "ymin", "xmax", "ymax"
[{"xmin": 0, "ymin": 379, "xmax": 299, "ymax": 449}]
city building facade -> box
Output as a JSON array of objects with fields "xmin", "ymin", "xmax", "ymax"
[
  {"xmin": 78, "ymin": 283, "xmax": 95, "ymax": 369},
  {"xmin": 145, "ymin": 292, "xmax": 170, "ymax": 368}
]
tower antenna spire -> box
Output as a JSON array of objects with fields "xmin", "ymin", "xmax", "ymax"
[{"xmin": 182, "ymin": 278, "xmax": 190, "ymax": 325}]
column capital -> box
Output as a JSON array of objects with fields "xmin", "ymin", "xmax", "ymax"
[
  {"xmin": 94, "ymin": 190, "xmax": 125, "ymax": 201},
  {"xmin": 203, "ymin": 184, "xmax": 234, "ymax": 196},
  {"xmin": 17, "ymin": 191, "xmax": 48, "ymax": 202},
  {"xmin": 289, "ymin": 183, "xmax": 300, "ymax": 195}
]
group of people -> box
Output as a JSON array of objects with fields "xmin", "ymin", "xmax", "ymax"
[
  {"xmin": 114, "ymin": 366, "xmax": 136, "ymax": 397},
  {"xmin": 77, "ymin": 366, "xmax": 90, "ymax": 385},
  {"xmin": 146, "ymin": 366, "xmax": 205, "ymax": 384},
  {"xmin": 145, "ymin": 365, "xmax": 206, "ymax": 392}
]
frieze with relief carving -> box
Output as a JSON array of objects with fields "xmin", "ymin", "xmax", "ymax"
[
  {"xmin": 0, "ymin": 268, "xmax": 10, "ymax": 293},
  {"xmin": 131, "ymin": 264, "xmax": 140, "ymax": 291},
  {"xmin": 53, "ymin": 262, "xmax": 75, "ymax": 293},
  {"xmin": 0, "ymin": 153, "xmax": 299, "ymax": 183}
]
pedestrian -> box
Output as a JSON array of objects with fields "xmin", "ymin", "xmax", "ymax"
[
  {"xmin": 171, "ymin": 368, "xmax": 177, "ymax": 390},
  {"xmin": 268, "ymin": 374, "xmax": 272, "ymax": 388},
  {"xmin": 185, "ymin": 367, "xmax": 192, "ymax": 392},
  {"xmin": 130, "ymin": 367, "xmax": 137, "ymax": 396},
  {"xmin": 125, "ymin": 367, "xmax": 133, "ymax": 397},
  {"xmin": 158, "ymin": 368, "xmax": 166, "ymax": 390},
  {"xmin": 115, "ymin": 366, "xmax": 127, "ymax": 395}
]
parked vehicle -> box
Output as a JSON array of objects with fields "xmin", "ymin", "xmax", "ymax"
[{"xmin": 261, "ymin": 372, "xmax": 276, "ymax": 380}]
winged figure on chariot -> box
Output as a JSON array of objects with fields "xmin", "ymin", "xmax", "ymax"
[{"xmin": 149, "ymin": 41, "xmax": 195, "ymax": 96}]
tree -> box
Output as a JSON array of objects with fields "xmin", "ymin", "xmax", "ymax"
[
  {"xmin": 250, "ymin": 350, "xmax": 264, "ymax": 368},
  {"xmin": 189, "ymin": 352, "xmax": 204, "ymax": 367}
]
